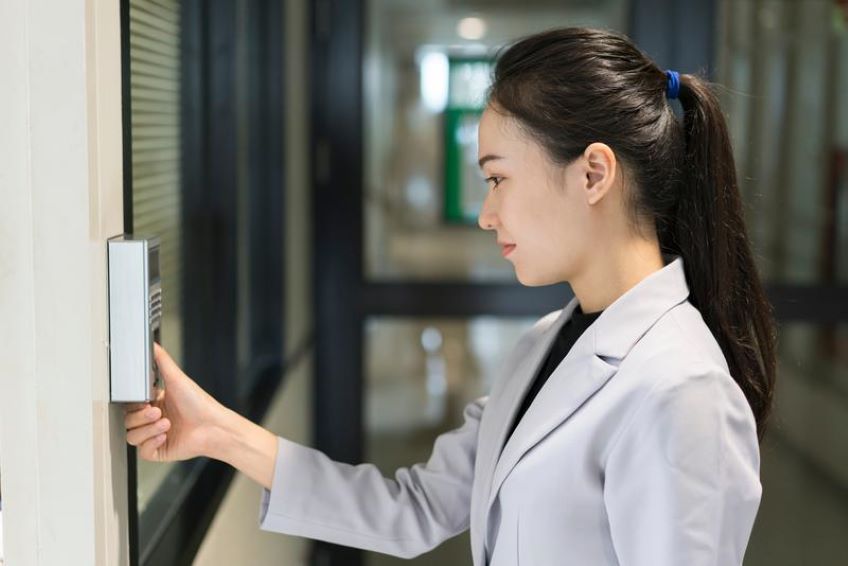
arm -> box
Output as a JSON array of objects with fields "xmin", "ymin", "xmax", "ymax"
[
  {"xmin": 251, "ymin": 397, "xmax": 486, "ymax": 559},
  {"xmin": 125, "ymin": 344, "xmax": 485, "ymax": 558},
  {"xmin": 208, "ymin": 406, "xmax": 280, "ymax": 490},
  {"xmin": 603, "ymin": 371, "xmax": 761, "ymax": 566}
]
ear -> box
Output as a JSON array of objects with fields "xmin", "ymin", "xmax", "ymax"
[{"xmin": 582, "ymin": 142, "xmax": 617, "ymax": 205}]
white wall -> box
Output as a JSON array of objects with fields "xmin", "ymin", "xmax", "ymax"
[
  {"xmin": 0, "ymin": 0, "xmax": 130, "ymax": 564},
  {"xmin": 192, "ymin": 0, "xmax": 314, "ymax": 562}
]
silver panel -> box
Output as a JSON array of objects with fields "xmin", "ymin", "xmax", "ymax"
[{"xmin": 108, "ymin": 234, "xmax": 161, "ymax": 402}]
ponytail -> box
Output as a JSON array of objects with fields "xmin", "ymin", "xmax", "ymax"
[
  {"xmin": 489, "ymin": 28, "xmax": 778, "ymax": 439},
  {"xmin": 672, "ymin": 74, "xmax": 777, "ymax": 439}
]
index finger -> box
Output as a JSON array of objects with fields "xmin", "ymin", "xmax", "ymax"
[
  {"xmin": 153, "ymin": 342, "xmax": 181, "ymax": 378},
  {"xmin": 124, "ymin": 402, "xmax": 151, "ymax": 413}
]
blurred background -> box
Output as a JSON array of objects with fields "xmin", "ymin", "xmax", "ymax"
[{"xmin": 117, "ymin": 0, "xmax": 848, "ymax": 564}]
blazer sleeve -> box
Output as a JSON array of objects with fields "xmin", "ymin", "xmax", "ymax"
[
  {"xmin": 258, "ymin": 396, "xmax": 487, "ymax": 558},
  {"xmin": 602, "ymin": 370, "xmax": 762, "ymax": 566}
]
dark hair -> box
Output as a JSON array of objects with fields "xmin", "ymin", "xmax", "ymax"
[{"xmin": 489, "ymin": 27, "xmax": 776, "ymax": 439}]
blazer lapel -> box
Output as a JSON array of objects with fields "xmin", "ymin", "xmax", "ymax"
[
  {"xmin": 470, "ymin": 304, "xmax": 573, "ymax": 566},
  {"xmin": 477, "ymin": 303, "xmax": 575, "ymax": 484},
  {"xmin": 485, "ymin": 332, "xmax": 618, "ymax": 512}
]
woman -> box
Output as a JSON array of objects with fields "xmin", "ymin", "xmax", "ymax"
[{"xmin": 125, "ymin": 27, "xmax": 776, "ymax": 565}]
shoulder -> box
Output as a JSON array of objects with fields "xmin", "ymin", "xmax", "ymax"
[
  {"xmin": 606, "ymin": 302, "xmax": 758, "ymax": 464},
  {"xmin": 623, "ymin": 301, "xmax": 733, "ymax": 390}
]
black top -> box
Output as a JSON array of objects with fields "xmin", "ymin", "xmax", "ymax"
[{"xmin": 505, "ymin": 304, "xmax": 604, "ymax": 446}]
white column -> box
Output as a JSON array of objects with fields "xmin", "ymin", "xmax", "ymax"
[{"xmin": 0, "ymin": 0, "xmax": 128, "ymax": 564}]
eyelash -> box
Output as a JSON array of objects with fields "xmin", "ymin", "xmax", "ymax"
[{"xmin": 485, "ymin": 176, "xmax": 503, "ymax": 189}]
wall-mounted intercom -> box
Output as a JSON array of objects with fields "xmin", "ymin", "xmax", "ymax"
[{"xmin": 107, "ymin": 235, "xmax": 163, "ymax": 403}]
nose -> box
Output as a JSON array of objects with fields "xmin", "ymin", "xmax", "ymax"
[{"xmin": 478, "ymin": 191, "xmax": 498, "ymax": 231}]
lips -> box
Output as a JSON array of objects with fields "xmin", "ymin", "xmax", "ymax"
[{"xmin": 500, "ymin": 243, "xmax": 516, "ymax": 257}]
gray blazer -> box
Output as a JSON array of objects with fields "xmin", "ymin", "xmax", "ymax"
[{"xmin": 258, "ymin": 256, "xmax": 762, "ymax": 565}]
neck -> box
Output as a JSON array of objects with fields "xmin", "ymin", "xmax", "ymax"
[{"xmin": 570, "ymin": 238, "xmax": 665, "ymax": 314}]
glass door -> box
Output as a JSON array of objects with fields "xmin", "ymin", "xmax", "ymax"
[{"xmin": 121, "ymin": 0, "xmax": 286, "ymax": 563}]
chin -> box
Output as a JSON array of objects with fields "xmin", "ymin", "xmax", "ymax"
[{"xmin": 515, "ymin": 269, "xmax": 560, "ymax": 287}]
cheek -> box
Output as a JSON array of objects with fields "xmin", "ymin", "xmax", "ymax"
[
  {"xmin": 525, "ymin": 197, "xmax": 588, "ymax": 271},
  {"xmin": 553, "ymin": 205, "xmax": 594, "ymax": 279},
  {"xmin": 527, "ymin": 196, "xmax": 576, "ymax": 245}
]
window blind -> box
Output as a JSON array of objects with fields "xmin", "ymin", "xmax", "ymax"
[{"xmin": 129, "ymin": 0, "xmax": 182, "ymax": 363}]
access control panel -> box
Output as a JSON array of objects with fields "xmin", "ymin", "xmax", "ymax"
[{"xmin": 107, "ymin": 235, "xmax": 163, "ymax": 402}]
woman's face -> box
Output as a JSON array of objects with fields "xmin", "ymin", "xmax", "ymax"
[{"xmin": 477, "ymin": 105, "xmax": 594, "ymax": 286}]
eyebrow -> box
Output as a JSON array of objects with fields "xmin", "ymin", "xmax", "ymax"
[{"xmin": 478, "ymin": 154, "xmax": 504, "ymax": 169}]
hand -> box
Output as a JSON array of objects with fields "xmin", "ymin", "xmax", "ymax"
[{"xmin": 124, "ymin": 343, "xmax": 227, "ymax": 462}]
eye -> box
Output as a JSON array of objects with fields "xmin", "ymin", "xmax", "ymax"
[{"xmin": 484, "ymin": 175, "xmax": 503, "ymax": 189}]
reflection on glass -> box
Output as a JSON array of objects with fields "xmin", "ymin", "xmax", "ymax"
[
  {"xmin": 364, "ymin": 1, "xmax": 629, "ymax": 281},
  {"xmin": 128, "ymin": 0, "xmax": 182, "ymax": 514},
  {"xmin": 444, "ymin": 59, "xmax": 492, "ymax": 224},
  {"xmin": 746, "ymin": 324, "xmax": 848, "ymax": 565},
  {"xmin": 364, "ymin": 317, "xmax": 535, "ymax": 566},
  {"xmin": 718, "ymin": 0, "xmax": 848, "ymax": 283}
]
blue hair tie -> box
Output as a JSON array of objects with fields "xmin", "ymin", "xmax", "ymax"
[{"xmin": 665, "ymin": 70, "xmax": 681, "ymax": 100}]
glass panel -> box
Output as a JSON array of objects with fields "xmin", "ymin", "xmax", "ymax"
[
  {"xmin": 717, "ymin": 0, "xmax": 848, "ymax": 283},
  {"xmin": 746, "ymin": 323, "xmax": 848, "ymax": 565},
  {"xmin": 364, "ymin": 316, "xmax": 536, "ymax": 565},
  {"xmin": 364, "ymin": 1, "xmax": 630, "ymax": 281},
  {"xmin": 128, "ymin": 0, "xmax": 182, "ymax": 514}
]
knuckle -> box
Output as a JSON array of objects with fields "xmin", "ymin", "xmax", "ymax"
[{"xmin": 127, "ymin": 424, "xmax": 153, "ymax": 446}]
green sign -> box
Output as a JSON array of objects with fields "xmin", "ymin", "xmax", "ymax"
[{"xmin": 443, "ymin": 58, "xmax": 494, "ymax": 224}]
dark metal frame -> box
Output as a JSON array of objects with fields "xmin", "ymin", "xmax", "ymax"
[
  {"xmin": 310, "ymin": 0, "xmax": 848, "ymax": 565},
  {"xmin": 242, "ymin": 0, "xmax": 286, "ymax": 401},
  {"xmin": 119, "ymin": 2, "xmax": 140, "ymax": 561},
  {"xmin": 357, "ymin": 282, "xmax": 848, "ymax": 322},
  {"xmin": 309, "ymin": 0, "xmax": 366, "ymax": 563},
  {"xmin": 121, "ymin": 0, "xmax": 292, "ymax": 564}
]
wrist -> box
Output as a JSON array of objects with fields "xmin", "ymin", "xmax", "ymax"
[
  {"xmin": 206, "ymin": 405, "xmax": 244, "ymax": 463},
  {"xmin": 206, "ymin": 405, "xmax": 279, "ymax": 490}
]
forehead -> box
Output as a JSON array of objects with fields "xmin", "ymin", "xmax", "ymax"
[
  {"xmin": 478, "ymin": 106, "xmax": 532, "ymax": 162},
  {"xmin": 478, "ymin": 106, "xmax": 510, "ymax": 143}
]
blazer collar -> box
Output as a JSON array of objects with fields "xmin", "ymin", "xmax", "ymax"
[
  {"xmin": 592, "ymin": 253, "xmax": 690, "ymax": 360},
  {"xmin": 479, "ymin": 254, "xmax": 690, "ymax": 560}
]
